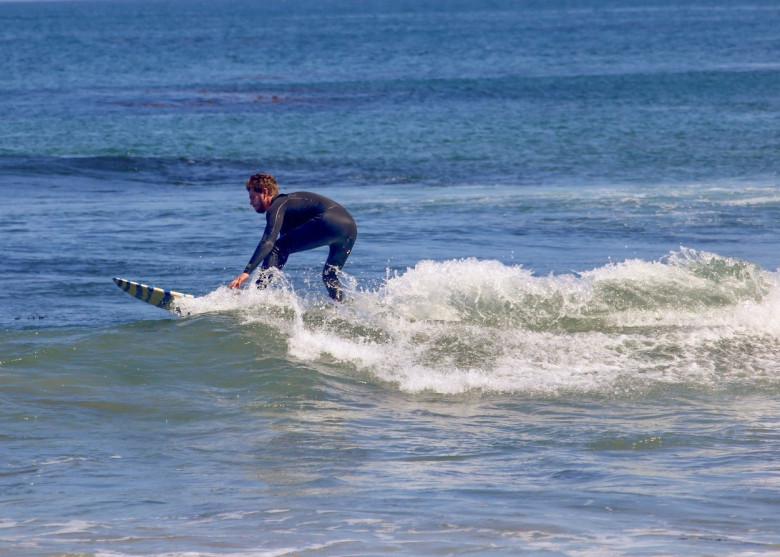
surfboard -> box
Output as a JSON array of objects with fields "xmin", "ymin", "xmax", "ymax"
[{"xmin": 113, "ymin": 277, "xmax": 194, "ymax": 311}]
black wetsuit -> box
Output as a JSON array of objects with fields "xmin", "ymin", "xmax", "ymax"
[{"xmin": 243, "ymin": 192, "xmax": 357, "ymax": 301}]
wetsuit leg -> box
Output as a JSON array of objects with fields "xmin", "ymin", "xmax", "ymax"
[
  {"xmin": 255, "ymin": 246, "xmax": 290, "ymax": 288},
  {"xmin": 322, "ymin": 228, "xmax": 357, "ymax": 301}
]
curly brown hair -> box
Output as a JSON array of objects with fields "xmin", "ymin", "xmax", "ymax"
[{"xmin": 245, "ymin": 173, "xmax": 279, "ymax": 196}]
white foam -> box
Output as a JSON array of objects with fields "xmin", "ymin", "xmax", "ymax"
[
  {"xmin": 174, "ymin": 250, "xmax": 780, "ymax": 395},
  {"xmin": 43, "ymin": 520, "xmax": 96, "ymax": 535}
]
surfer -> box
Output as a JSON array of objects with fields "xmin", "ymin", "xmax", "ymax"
[{"xmin": 228, "ymin": 173, "xmax": 358, "ymax": 301}]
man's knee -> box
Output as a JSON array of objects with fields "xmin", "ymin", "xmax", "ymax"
[{"xmin": 262, "ymin": 244, "xmax": 289, "ymax": 270}]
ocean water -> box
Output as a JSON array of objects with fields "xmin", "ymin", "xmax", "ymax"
[{"xmin": 2, "ymin": 0, "xmax": 780, "ymax": 555}]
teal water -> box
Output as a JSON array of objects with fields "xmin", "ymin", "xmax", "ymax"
[{"xmin": 2, "ymin": 0, "xmax": 780, "ymax": 555}]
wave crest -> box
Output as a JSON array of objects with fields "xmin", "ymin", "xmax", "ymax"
[{"xmin": 177, "ymin": 249, "xmax": 780, "ymax": 395}]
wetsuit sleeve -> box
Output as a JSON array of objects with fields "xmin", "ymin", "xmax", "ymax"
[{"xmin": 243, "ymin": 197, "xmax": 288, "ymax": 274}]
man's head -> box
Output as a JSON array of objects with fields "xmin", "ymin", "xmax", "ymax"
[
  {"xmin": 245, "ymin": 173, "xmax": 279, "ymax": 197},
  {"xmin": 245, "ymin": 173, "xmax": 278, "ymax": 213}
]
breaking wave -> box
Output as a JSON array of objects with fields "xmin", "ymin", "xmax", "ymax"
[{"xmin": 176, "ymin": 248, "xmax": 780, "ymax": 395}]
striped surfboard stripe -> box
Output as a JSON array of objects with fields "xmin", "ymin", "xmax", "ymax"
[{"xmin": 113, "ymin": 277, "xmax": 194, "ymax": 310}]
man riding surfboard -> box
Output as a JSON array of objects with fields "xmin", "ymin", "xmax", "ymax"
[{"xmin": 229, "ymin": 173, "xmax": 358, "ymax": 301}]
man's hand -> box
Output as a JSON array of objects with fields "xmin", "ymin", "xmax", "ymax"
[{"xmin": 229, "ymin": 272, "xmax": 250, "ymax": 289}]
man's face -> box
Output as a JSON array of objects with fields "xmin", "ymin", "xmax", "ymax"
[{"xmin": 249, "ymin": 189, "xmax": 270, "ymax": 213}]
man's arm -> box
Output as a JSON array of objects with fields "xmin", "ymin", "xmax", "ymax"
[{"xmin": 229, "ymin": 196, "xmax": 288, "ymax": 288}]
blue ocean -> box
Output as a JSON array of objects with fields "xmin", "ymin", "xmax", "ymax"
[{"xmin": 2, "ymin": 0, "xmax": 780, "ymax": 554}]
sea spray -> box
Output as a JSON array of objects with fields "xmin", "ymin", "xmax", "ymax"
[{"xmin": 174, "ymin": 249, "xmax": 780, "ymax": 395}]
